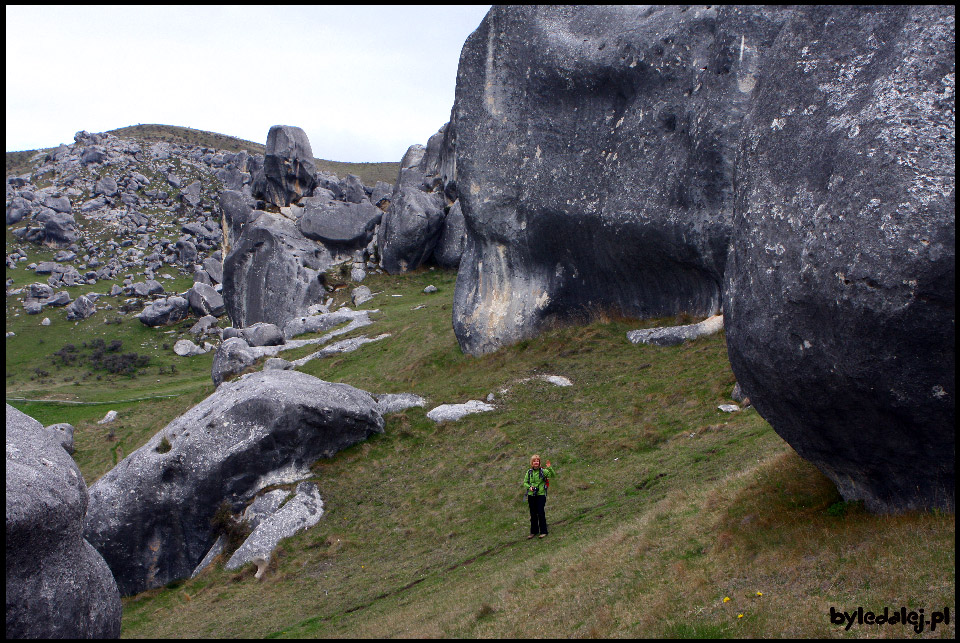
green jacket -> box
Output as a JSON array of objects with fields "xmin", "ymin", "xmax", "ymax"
[{"xmin": 523, "ymin": 465, "xmax": 556, "ymax": 497}]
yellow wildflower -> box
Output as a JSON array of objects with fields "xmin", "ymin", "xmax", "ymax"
[
  {"xmin": 738, "ymin": 613, "xmax": 744, "ymax": 619},
  {"xmin": 756, "ymin": 591, "xmax": 762, "ymax": 596},
  {"xmin": 723, "ymin": 596, "xmax": 731, "ymax": 603}
]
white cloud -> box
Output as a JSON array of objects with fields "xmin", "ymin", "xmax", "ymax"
[{"xmin": 5, "ymin": 5, "xmax": 490, "ymax": 161}]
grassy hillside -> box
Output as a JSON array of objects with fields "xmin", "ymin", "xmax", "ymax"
[
  {"xmin": 5, "ymin": 266, "xmax": 954, "ymax": 638},
  {"xmin": 5, "ymin": 124, "xmax": 401, "ymax": 186}
]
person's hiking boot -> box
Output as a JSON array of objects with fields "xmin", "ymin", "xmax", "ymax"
[
  {"xmin": 539, "ymin": 533, "xmax": 547, "ymax": 538},
  {"xmin": 527, "ymin": 534, "xmax": 535, "ymax": 539}
]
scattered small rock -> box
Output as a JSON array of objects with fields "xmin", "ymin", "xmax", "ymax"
[
  {"xmin": 97, "ymin": 410, "xmax": 118, "ymax": 424},
  {"xmin": 426, "ymin": 400, "xmax": 495, "ymax": 423}
]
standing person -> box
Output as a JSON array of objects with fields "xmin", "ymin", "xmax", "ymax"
[{"xmin": 524, "ymin": 454, "xmax": 555, "ymax": 539}]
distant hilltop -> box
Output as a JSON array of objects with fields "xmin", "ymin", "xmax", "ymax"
[{"xmin": 5, "ymin": 123, "xmax": 400, "ymax": 187}]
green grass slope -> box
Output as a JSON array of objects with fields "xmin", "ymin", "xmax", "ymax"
[
  {"xmin": 6, "ymin": 124, "xmax": 401, "ymax": 186},
  {"xmin": 5, "ymin": 267, "xmax": 954, "ymax": 638}
]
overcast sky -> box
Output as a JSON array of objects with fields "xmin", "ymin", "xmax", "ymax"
[{"xmin": 5, "ymin": 5, "xmax": 490, "ymax": 162}]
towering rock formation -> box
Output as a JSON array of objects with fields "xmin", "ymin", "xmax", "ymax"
[
  {"xmin": 254, "ymin": 125, "xmax": 318, "ymax": 207},
  {"xmin": 222, "ymin": 210, "xmax": 333, "ymax": 328},
  {"xmin": 724, "ymin": 5, "xmax": 955, "ymax": 513},
  {"xmin": 6, "ymin": 405, "xmax": 122, "ymax": 638},
  {"xmin": 450, "ymin": 5, "xmax": 789, "ymax": 355}
]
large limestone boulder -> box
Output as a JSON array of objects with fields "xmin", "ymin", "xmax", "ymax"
[
  {"xmin": 450, "ymin": 6, "xmax": 789, "ymax": 355},
  {"xmin": 219, "ymin": 189, "xmax": 256, "ymax": 248},
  {"xmin": 6, "ymin": 405, "xmax": 122, "ymax": 638},
  {"xmin": 433, "ymin": 199, "xmax": 467, "ymax": 269},
  {"xmin": 222, "ymin": 210, "xmax": 333, "ymax": 329},
  {"xmin": 83, "ymin": 370, "xmax": 384, "ymax": 596},
  {"xmin": 211, "ymin": 336, "xmax": 259, "ymax": 387},
  {"xmin": 298, "ymin": 195, "xmax": 382, "ymax": 248},
  {"xmin": 378, "ymin": 145, "xmax": 446, "ymax": 273},
  {"xmin": 138, "ymin": 296, "xmax": 190, "ymax": 327},
  {"xmin": 34, "ymin": 208, "xmax": 78, "ymax": 247},
  {"xmin": 724, "ymin": 5, "xmax": 955, "ymax": 513},
  {"xmin": 256, "ymin": 125, "xmax": 317, "ymax": 207},
  {"xmin": 187, "ymin": 282, "xmax": 226, "ymax": 317}
]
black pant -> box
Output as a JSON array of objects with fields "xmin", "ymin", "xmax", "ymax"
[{"xmin": 528, "ymin": 494, "xmax": 548, "ymax": 535}]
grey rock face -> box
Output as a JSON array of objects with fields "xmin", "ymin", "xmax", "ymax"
[
  {"xmin": 219, "ymin": 189, "xmax": 255, "ymax": 246},
  {"xmin": 34, "ymin": 209, "xmax": 78, "ymax": 247},
  {"xmin": 187, "ymin": 282, "xmax": 226, "ymax": 317},
  {"xmin": 65, "ymin": 294, "xmax": 97, "ymax": 320},
  {"xmin": 627, "ymin": 314, "xmax": 724, "ymax": 347},
  {"xmin": 433, "ymin": 199, "xmax": 466, "ymax": 269},
  {"xmin": 222, "ymin": 210, "xmax": 332, "ymax": 328},
  {"xmin": 281, "ymin": 309, "xmax": 368, "ymax": 340},
  {"xmin": 211, "ymin": 337, "xmax": 258, "ymax": 387},
  {"xmin": 202, "ymin": 256, "xmax": 223, "ymax": 284},
  {"xmin": 338, "ymin": 174, "xmax": 368, "ymax": 204},
  {"xmin": 238, "ymin": 322, "xmax": 285, "ymax": 347},
  {"xmin": 176, "ymin": 239, "xmax": 197, "ymax": 267},
  {"xmin": 174, "ymin": 339, "xmax": 207, "ymax": 357},
  {"xmin": 6, "ymin": 405, "xmax": 122, "ymax": 638},
  {"xmin": 375, "ymin": 393, "xmax": 427, "ymax": 415},
  {"xmin": 45, "ymin": 422, "xmax": 76, "ymax": 455},
  {"xmin": 724, "ymin": 5, "xmax": 955, "ymax": 513},
  {"xmin": 426, "ymin": 400, "xmax": 495, "ymax": 423},
  {"xmin": 43, "ymin": 195, "xmax": 73, "ymax": 214},
  {"xmin": 138, "ymin": 296, "xmax": 190, "ymax": 327},
  {"xmin": 257, "ymin": 125, "xmax": 317, "ymax": 207},
  {"xmin": 378, "ymin": 162, "xmax": 446, "ymax": 273},
  {"xmin": 6, "ymin": 196, "xmax": 33, "ymax": 225},
  {"xmin": 94, "ymin": 176, "xmax": 118, "ymax": 197},
  {"xmin": 298, "ymin": 196, "xmax": 382, "ymax": 247},
  {"xmin": 82, "ymin": 370, "xmax": 384, "ymax": 595},
  {"xmin": 451, "ymin": 5, "xmax": 789, "ymax": 355},
  {"xmin": 225, "ymin": 481, "xmax": 324, "ymax": 571}
]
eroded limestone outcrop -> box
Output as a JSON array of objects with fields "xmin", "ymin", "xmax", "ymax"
[
  {"xmin": 82, "ymin": 370, "xmax": 384, "ymax": 596},
  {"xmin": 451, "ymin": 5, "xmax": 789, "ymax": 355},
  {"xmin": 723, "ymin": 5, "xmax": 955, "ymax": 513},
  {"xmin": 6, "ymin": 405, "xmax": 122, "ymax": 638}
]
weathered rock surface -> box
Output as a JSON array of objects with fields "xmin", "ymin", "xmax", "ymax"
[
  {"xmin": 433, "ymin": 198, "xmax": 466, "ymax": 269},
  {"xmin": 451, "ymin": 5, "xmax": 789, "ymax": 355},
  {"xmin": 219, "ymin": 189, "xmax": 256, "ymax": 247},
  {"xmin": 6, "ymin": 405, "xmax": 122, "ymax": 638},
  {"xmin": 724, "ymin": 5, "xmax": 955, "ymax": 513},
  {"xmin": 375, "ymin": 393, "xmax": 427, "ymax": 415},
  {"xmin": 222, "ymin": 210, "xmax": 333, "ymax": 328},
  {"xmin": 235, "ymin": 322, "xmax": 285, "ymax": 347},
  {"xmin": 65, "ymin": 294, "xmax": 97, "ymax": 321},
  {"xmin": 225, "ymin": 481, "xmax": 324, "ymax": 572},
  {"xmin": 138, "ymin": 296, "xmax": 190, "ymax": 327},
  {"xmin": 83, "ymin": 370, "xmax": 384, "ymax": 595},
  {"xmin": 187, "ymin": 282, "xmax": 226, "ymax": 317},
  {"xmin": 34, "ymin": 209, "xmax": 78, "ymax": 247},
  {"xmin": 627, "ymin": 314, "xmax": 724, "ymax": 347},
  {"xmin": 211, "ymin": 337, "xmax": 259, "ymax": 387},
  {"xmin": 298, "ymin": 196, "xmax": 382, "ymax": 248},
  {"xmin": 378, "ymin": 144, "xmax": 447, "ymax": 273},
  {"xmin": 255, "ymin": 125, "xmax": 317, "ymax": 207},
  {"xmin": 426, "ymin": 400, "xmax": 495, "ymax": 423}
]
